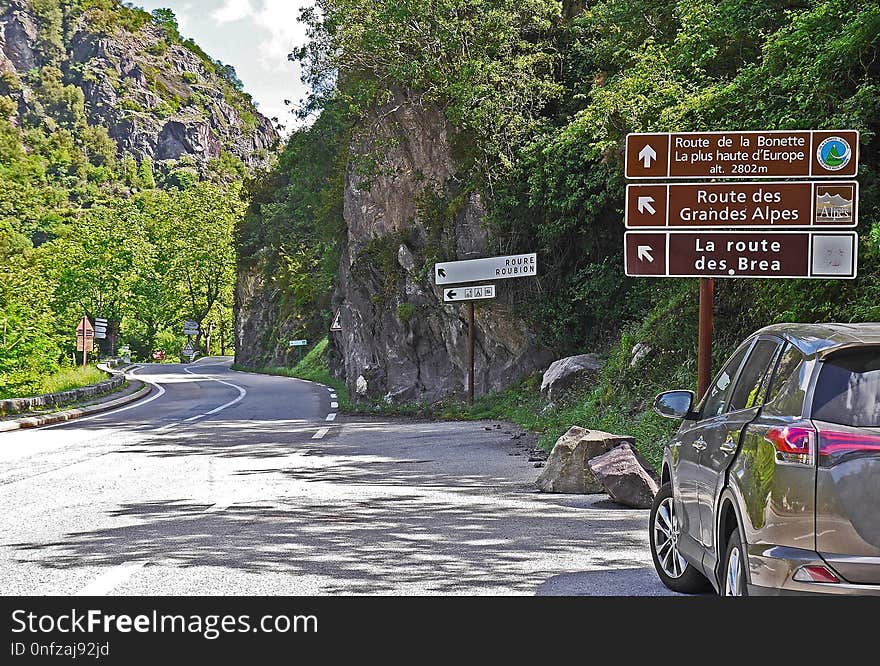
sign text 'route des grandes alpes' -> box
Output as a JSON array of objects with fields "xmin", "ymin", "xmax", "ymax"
[{"xmin": 626, "ymin": 182, "xmax": 858, "ymax": 229}]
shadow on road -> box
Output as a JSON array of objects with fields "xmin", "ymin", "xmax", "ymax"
[{"xmin": 7, "ymin": 419, "xmax": 660, "ymax": 595}]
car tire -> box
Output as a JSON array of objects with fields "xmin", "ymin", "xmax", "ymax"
[
  {"xmin": 649, "ymin": 483, "xmax": 711, "ymax": 594},
  {"xmin": 722, "ymin": 525, "xmax": 749, "ymax": 596}
]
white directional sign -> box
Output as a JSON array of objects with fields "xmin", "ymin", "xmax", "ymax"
[
  {"xmin": 289, "ymin": 339, "xmax": 308, "ymax": 347},
  {"xmin": 444, "ymin": 284, "xmax": 496, "ymax": 303},
  {"xmin": 183, "ymin": 319, "xmax": 199, "ymax": 336},
  {"xmin": 434, "ymin": 253, "xmax": 537, "ymax": 286},
  {"xmin": 94, "ymin": 317, "xmax": 108, "ymax": 340}
]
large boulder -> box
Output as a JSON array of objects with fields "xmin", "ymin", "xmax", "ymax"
[
  {"xmin": 535, "ymin": 427, "xmax": 635, "ymax": 494},
  {"xmin": 587, "ymin": 443, "xmax": 660, "ymax": 509},
  {"xmin": 540, "ymin": 354, "xmax": 603, "ymax": 402}
]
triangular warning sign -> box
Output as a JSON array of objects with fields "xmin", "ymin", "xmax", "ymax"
[{"xmin": 330, "ymin": 309, "xmax": 342, "ymax": 332}]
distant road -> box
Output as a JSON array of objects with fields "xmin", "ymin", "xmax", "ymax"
[{"xmin": 0, "ymin": 358, "xmax": 672, "ymax": 596}]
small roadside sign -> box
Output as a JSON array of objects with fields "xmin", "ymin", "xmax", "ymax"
[
  {"xmin": 625, "ymin": 130, "xmax": 859, "ymax": 179},
  {"xmin": 444, "ymin": 284, "xmax": 496, "ymax": 302},
  {"xmin": 182, "ymin": 341, "xmax": 196, "ymax": 358},
  {"xmin": 289, "ymin": 340, "xmax": 308, "ymax": 347},
  {"xmin": 624, "ymin": 230, "xmax": 858, "ymax": 279},
  {"xmin": 330, "ymin": 310, "xmax": 342, "ymax": 332},
  {"xmin": 435, "ymin": 253, "xmax": 537, "ymax": 285},
  {"xmin": 94, "ymin": 317, "xmax": 108, "ymax": 340},
  {"xmin": 626, "ymin": 181, "xmax": 859, "ymax": 229}
]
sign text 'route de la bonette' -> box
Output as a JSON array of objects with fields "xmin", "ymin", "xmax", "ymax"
[
  {"xmin": 434, "ymin": 253, "xmax": 537, "ymax": 286},
  {"xmin": 626, "ymin": 130, "xmax": 859, "ymax": 179}
]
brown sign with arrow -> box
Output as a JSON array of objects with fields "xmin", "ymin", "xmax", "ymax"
[
  {"xmin": 625, "ymin": 231, "xmax": 858, "ymax": 279},
  {"xmin": 626, "ymin": 181, "xmax": 858, "ymax": 229},
  {"xmin": 625, "ymin": 130, "xmax": 859, "ymax": 179}
]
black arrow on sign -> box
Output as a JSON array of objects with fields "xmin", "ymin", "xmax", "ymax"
[
  {"xmin": 447, "ymin": 290, "xmax": 457, "ymax": 300},
  {"xmin": 438, "ymin": 268, "xmax": 447, "ymax": 278}
]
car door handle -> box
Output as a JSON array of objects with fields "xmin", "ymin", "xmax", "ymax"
[
  {"xmin": 692, "ymin": 437, "xmax": 707, "ymax": 451},
  {"xmin": 720, "ymin": 437, "xmax": 737, "ymax": 454}
]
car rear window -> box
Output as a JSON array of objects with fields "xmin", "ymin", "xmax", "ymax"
[{"xmin": 812, "ymin": 348, "xmax": 880, "ymax": 428}]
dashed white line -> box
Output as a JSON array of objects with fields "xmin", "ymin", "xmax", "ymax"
[
  {"xmin": 75, "ymin": 561, "xmax": 147, "ymax": 596},
  {"xmin": 313, "ymin": 428, "xmax": 330, "ymax": 440},
  {"xmin": 326, "ymin": 413, "xmax": 337, "ymax": 422},
  {"xmin": 330, "ymin": 402, "xmax": 339, "ymax": 409}
]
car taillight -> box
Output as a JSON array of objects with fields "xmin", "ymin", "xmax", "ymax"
[
  {"xmin": 793, "ymin": 565, "xmax": 840, "ymax": 584},
  {"xmin": 818, "ymin": 430, "xmax": 880, "ymax": 465},
  {"xmin": 766, "ymin": 426, "xmax": 815, "ymax": 465}
]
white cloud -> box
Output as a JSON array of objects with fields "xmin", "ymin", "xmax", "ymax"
[
  {"xmin": 212, "ymin": 0, "xmax": 254, "ymax": 24},
  {"xmin": 251, "ymin": 0, "xmax": 311, "ymax": 71}
]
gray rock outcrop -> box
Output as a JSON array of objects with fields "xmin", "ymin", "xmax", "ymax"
[
  {"xmin": 535, "ymin": 426, "xmax": 635, "ymax": 494},
  {"xmin": 0, "ymin": 0, "xmax": 277, "ymax": 170},
  {"xmin": 327, "ymin": 87, "xmax": 553, "ymax": 403},
  {"xmin": 540, "ymin": 354, "xmax": 603, "ymax": 402},
  {"xmin": 587, "ymin": 443, "xmax": 660, "ymax": 509}
]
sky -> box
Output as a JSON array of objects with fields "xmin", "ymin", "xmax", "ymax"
[{"xmin": 134, "ymin": 0, "xmax": 316, "ymax": 133}]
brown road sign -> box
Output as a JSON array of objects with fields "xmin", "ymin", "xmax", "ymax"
[
  {"xmin": 625, "ymin": 130, "xmax": 859, "ymax": 179},
  {"xmin": 76, "ymin": 316, "xmax": 95, "ymax": 352},
  {"xmin": 626, "ymin": 181, "xmax": 859, "ymax": 229},
  {"xmin": 625, "ymin": 231, "xmax": 858, "ymax": 279}
]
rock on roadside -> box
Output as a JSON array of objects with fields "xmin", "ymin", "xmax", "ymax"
[
  {"xmin": 535, "ymin": 426, "xmax": 635, "ymax": 494},
  {"xmin": 540, "ymin": 354, "xmax": 603, "ymax": 402},
  {"xmin": 587, "ymin": 443, "xmax": 660, "ymax": 509}
]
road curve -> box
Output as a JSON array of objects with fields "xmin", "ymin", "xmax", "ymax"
[{"xmin": 0, "ymin": 358, "xmax": 672, "ymax": 596}]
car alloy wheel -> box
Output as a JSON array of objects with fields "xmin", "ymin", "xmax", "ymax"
[
  {"xmin": 725, "ymin": 545, "xmax": 743, "ymax": 596},
  {"xmin": 653, "ymin": 496, "xmax": 687, "ymax": 579}
]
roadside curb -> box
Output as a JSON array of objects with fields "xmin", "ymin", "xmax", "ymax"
[{"xmin": 0, "ymin": 380, "xmax": 152, "ymax": 433}]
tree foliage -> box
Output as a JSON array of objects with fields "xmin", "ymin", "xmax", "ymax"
[{"xmin": 267, "ymin": 0, "xmax": 880, "ymax": 363}]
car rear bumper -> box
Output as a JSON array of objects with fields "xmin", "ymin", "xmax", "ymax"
[{"xmin": 748, "ymin": 544, "xmax": 880, "ymax": 596}]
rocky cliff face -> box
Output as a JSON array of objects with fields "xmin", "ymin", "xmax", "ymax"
[
  {"xmin": 326, "ymin": 88, "xmax": 553, "ymax": 403},
  {"xmin": 0, "ymin": 0, "xmax": 277, "ymax": 169}
]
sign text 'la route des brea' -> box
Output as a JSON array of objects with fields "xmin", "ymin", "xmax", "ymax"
[
  {"xmin": 626, "ymin": 130, "xmax": 859, "ymax": 179},
  {"xmin": 444, "ymin": 284, "xmax": 496, "ymax": 303},
  {"xmin": 626, "ymin": 181, "xmax": 859, "ymax": 229},
  {"xmin": 434, "ymin": 253, "xmax": 537, "ymax": 285},
  {"xmin": 625, "ymin": 231, "xmax": 858, "ymax": 280}
]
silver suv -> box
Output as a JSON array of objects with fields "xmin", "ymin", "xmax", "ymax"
[{"xmin": 649, "ymin": 323, "xmax": 880, "ymax": 595}]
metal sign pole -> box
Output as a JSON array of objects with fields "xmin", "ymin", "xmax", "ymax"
[
  {"xmin": 698, "ymin": 278, "xmax": 714, "ymax": 399},
  {"xmin": 468, "ymin": 302, "xmax": 475, "ymax": 406}
]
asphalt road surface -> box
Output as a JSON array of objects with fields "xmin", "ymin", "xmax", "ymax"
[{"xmin": 0, "ymin": 358, "xmax": 672, "ymax": 596}]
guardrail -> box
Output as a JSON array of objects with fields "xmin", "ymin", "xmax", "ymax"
[{"xmin": 0, "ymin": 360, "xmax": 127, "ymax": 417}]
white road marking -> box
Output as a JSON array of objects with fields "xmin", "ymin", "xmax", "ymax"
[
  {"xmin": 330, "ymin": 402, "xmax": 339, "ymax": 409},
  {"xmin": 75, "ymin": 561, "xmax": 147, "ymax": 596},
  {"xmin": 34, "ymin": 366, "xmax": 165, "ymax": 431},
  {"xmin": 181, "ymin": 366, "xmax": 247, "ymax": 423},
  {"xmin": 313, "ymin": 428, "xmax": 330, "ymax": 440},
  {"xmin": 326, "ymin": 413, "xmax": 337, "ymax": 422}
]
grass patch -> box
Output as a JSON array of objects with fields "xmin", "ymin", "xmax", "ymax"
[{"xmin": 32, "ymin": 366, "xmax": 109, "ymax": 397}]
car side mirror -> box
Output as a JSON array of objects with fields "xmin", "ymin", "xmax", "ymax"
[{"xmin": 654, "ymin": 390, "xmax": 696, "ymax": 420}]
